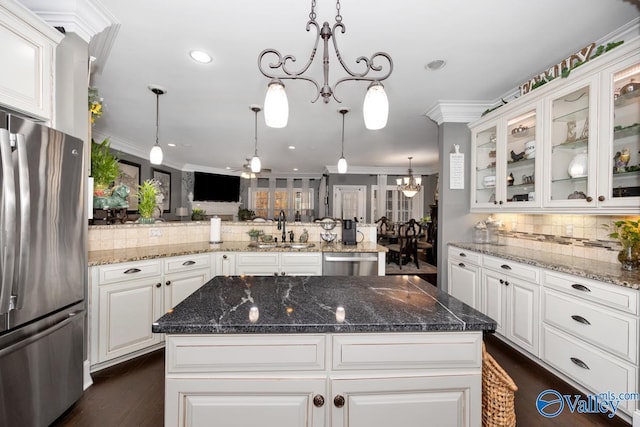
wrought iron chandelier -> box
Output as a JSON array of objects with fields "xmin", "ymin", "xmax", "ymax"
[
  {"xmin": 397, "ymin": 157, "xmax": 422, "ymax": 198},
  {"xmin": 258, "ymin": 0, "xmax": 393, "ymax": 130}
]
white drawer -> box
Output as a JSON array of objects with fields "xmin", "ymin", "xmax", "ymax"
[
  {"xmin": 281, "ymin": 253, "xmax": 321, "ymax": 266},
  {"xmin": 543, "ymin": 289, "xmax": 638, "ymax": 363},
  {"xmin": 448, "ymin": 246, "xmax": 482, "ymax": 265},
  {"xmin": 236, "ymin": 253, "xmax": 279, "ymax": 266},
  {"xmin": 332, "ymin": 332, "xmax": 482, "ymax": 370},
  {"xmin": 97, "ymin": 260, "xmax": 162, "ymax": 285},
  {"xmin": 542, "ymin": 325, "xmax": 638, "ymax": 414},
  {"xmin": 483, "ymin": 255, "xmax": 539, "ymax": 283},
  {"xmin": 164, "ymin": 253, "xmax": 210, "ymax": 274},
  {"xmin": 166, "ymin": 335, "xmax": 325, "ymax": 373},
  {"xmin": 542, "ymin": 270, "xmax": 638, "ymax": 315}
]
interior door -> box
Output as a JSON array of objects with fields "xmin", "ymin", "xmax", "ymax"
[{"xmin": 333, "ymin": 185, "xmax": 366, "ymax": 222}]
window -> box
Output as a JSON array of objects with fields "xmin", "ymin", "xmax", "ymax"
[
  {"xmin": 249, "ymin": 188, "xmax": 314, "ymax": 219},
  {"xmin": 371, "ymin": 185, "xmax": 423, "ymax": 223}
]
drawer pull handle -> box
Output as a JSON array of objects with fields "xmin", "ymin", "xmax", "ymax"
[
  {"xmin": 458, "ymin": 262, "xmax": 466, "ymax": 268},
  {"xmin": 570, "ymin": 357, "xmax": 590, "ymax": 370},
  {"xmin": 571, "ymin": 315, "xmax": 591, "ymax": 325},
  {"xmin": 182, "ymin": 260, "xmax": 196, "ymax": 266},
  {"xmin": 334, "ymin": 394, "xmax": 345, "ymax": 408},
  {"xmin": 500, "ymin": 264, "xmax": 512, "ymax": 270},
  {"xmin": 571, "ymin": 284, "xmax": 591, "ymax": 293},
  {"xmin": 459, "ymin": 252, "xmax": 466, "ymax": 257},
  {"xmin": 123, "ymin": 268, "xmax": 141, "ymax": 274},
  {"xmin": 313, "ymin": 395, "xmax": 325, "ymax": 407}
]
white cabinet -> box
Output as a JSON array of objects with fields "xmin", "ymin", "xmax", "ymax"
[
  {"xmin": 163, "ymin": 254, "xmax": 211, "ymax": 310},
  {"xmin": 0, "ymin": 1, "xmax": 62, "ymax": 120},
  {"xmin": 164, "ymin": 332, "xmax": 483, "ymax": 427},
  {"xmin": 90, "ymin": 255, "xmax": 212, "ymax": 370},
  {"xmin": 541, "ymin": 270, "xmax": 639, "ymax": 416},
  {"xmin": 480, "ymin": 256, "xmax": 540, "ymax": 356},
  {"xmin": 447, "ymin": 246, "xmax": 481, "ymax": 310},
  {"xmin": 236, "ymin": 252, "xmax": 322, "ymax": 276},
  {"xmin": 213, "ymin": 252, "xmax": 236, "ymax": 276},
  {"xmin": 469, "ymin": 38, "xmax": 640, "ymax": 213},
  {"xmin": 91, "ymin": 260, "xmax": 164, "ymax": 365}
]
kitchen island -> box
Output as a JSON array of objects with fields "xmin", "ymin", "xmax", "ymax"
[{"xmin": 153, "ymin": 275, "xmax": 496, "ymax": 427}]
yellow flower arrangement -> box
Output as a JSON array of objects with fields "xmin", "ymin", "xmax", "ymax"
[{"xmin": 88, "ymin": 87, "xmax": 103, "ymax": 124}]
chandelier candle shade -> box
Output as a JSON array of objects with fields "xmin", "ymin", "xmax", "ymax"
[
  {"xmin": 397, "ymin": 157, "xmax": 422, "ymax": 198},
  {"xmin": 250, "ymin": 105, "xmax": 262, "ymax": 173},
  {"xmin": 258, "ymin": 0, "xmax": 393, "ymax": 129},
  {"xmin": 149, "ymin": 85, "xmax": 166, "ymax": 165},
  {"xmin": 337, "ymin": 108, "xmax": 349, "ymax": 173}
]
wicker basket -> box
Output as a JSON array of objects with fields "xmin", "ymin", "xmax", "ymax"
[{"xmin": 482, "ymin": 342, "xmax": 518, "ymax": 427}]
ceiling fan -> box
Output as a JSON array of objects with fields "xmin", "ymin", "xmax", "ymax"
[{"xmin": 229, "ymin": 158, "xmax": 272, "ymax": 178}]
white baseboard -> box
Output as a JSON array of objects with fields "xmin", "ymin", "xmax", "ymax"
[{"xmin": 83, "ymin": 359, "xmax": 93, "ymax": 390}]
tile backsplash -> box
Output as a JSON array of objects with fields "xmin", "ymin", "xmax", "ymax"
[
  {"xmin": 88, "ymin": 221, "xmax": 377, "ymax": 252},
  {"xmin": 490, "ymin": 214, "xmax": 639, "ymax": 264}
]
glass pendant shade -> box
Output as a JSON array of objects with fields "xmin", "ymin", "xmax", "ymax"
[
  {"xmin": 337, "ymin": 156, "xmax": 348, "ymax": 174},
  {"xmin": 150, "ymin": 144, "xmax": 163, "ymax": 165},
  {"xmin": 402, "ymin": 189, "xmax": 418, "ymax": 198},
  {"xmin": 363, "ymin": 81, "xmax": 389, "ymax": 130},
  {"xmin": 250, "ymin": 155, "xmax": 261, "ymax": 173},
  {"xmin": 264, "ymin": 79, "xmax": 288, "ymax": 128}
]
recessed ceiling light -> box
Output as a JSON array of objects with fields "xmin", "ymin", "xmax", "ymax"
[
  {"xmin": 425, "ymin": 59, "xmax": 446, "ymax": 71},
  {"xmin": 189, "ymin": 50, "xmax": 212, "ymax": 64},
  {"xmin": 288, "ymin": 145, "xmax": 296, "ymax": 150},
  {"xmin": 225, "ymin": 166, "xmax": 231, "ymax": 170},
  {"xmin": 167, "ymin": 143, "xmax": 176, "ymax": 147},
  {"xmin": 293, "ymin": 168, "xmax": 298, "ymax": 171}
]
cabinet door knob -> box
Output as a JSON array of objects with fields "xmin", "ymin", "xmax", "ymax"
[
  {"xmin": 458, "ymin": 262, "xmax": 466, "ymax": 268},
  {"xmin": 586, "ymin": 196, "xmax": 593, "ymax": 202},
  {"xmin": 499, "ymin": 279, "xmax": 504, "ymax": 284},
  {"xmin": 334, "ymin": 394, "xmax": 345, "ymax": 408},
  {"xmin": 313, "ymin": 395, "xmax": 325, "ymax": 407},
  {"xmin": 504, "ymin": 281, "xmax": 509, "ymax": 286},
  {"xmin": 155, "ymin": 282, "xmax": 162, "ymax": 288},
  {"xmin": 571, "ymin": 315, "xmax": 591, "ymax": 325},
  {"xmin": 123, "ymin": 268, "xmax": 141, "ymax": 274},
  {"xmin": 165, "ymin": 280, "xmax": 171, "ymax": 286},
  {"xmin": 598, "ymin": 195, "xmax": 605, "ymax": 202},
  {"xmin": 281, "ymin": 271, "xmax": 286, "ymax": 276},
  {"xmin": 182, "ymin": 260, "xmax": 196, "ymax": 266},
  {"xmin": 222, "ymin": 254, "xmax": 228, "ymax": 259},
  {"xmin": 493, "ymin": 200, "xmax": 498, "ymax": 205},
  {"xmin": 570, "ymin": 357, "xmax": 590, "ymax": 370},
  {"xmin": 273, "ymin": 272, "xmax": 278, "ymax": 276},
  {"xmin": 498, "ymin": 200, "xmax": 504, "ymax": 205}
]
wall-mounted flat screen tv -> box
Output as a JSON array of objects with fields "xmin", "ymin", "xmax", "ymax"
[{"xmin": 193, "ymin": 172, "xmax": 240, "ymax": 202}]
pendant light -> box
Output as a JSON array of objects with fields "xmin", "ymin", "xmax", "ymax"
[
  {"xmin": 250, "ymin": 105, "xmax": 262, "ymax": 173},
  {"xmin": 264, "ymin": 79, "xmax": 288, "ymax": 128},
  {"xmin": 363, "ymin": 81, "xmax": 389, "ymax": 130},
  {"xmin": 337, "ymin": 108, "xmax": 349, "ymax": 174},
  {"xmin": 149, "ymin": 85, "xmax": 166, "ymax": 165}
]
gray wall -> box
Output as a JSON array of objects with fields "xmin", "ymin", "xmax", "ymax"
[{"xmin": 437, "ymin": 122, "xmax": 483, "ymax": 290}]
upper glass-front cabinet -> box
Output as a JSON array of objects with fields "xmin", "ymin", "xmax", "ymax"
[
  {"xmin": 471, "ymin": 104, "xmax": 541, "ymax": 209},
  {"xmin": 600, "ymin": 57, "xmax": 640, "ymax": 207},
  {"xmin": 545, "ymin": 78, "xmax": 597, "ymax": 208}
]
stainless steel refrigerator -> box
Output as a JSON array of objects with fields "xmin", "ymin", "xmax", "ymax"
[{"xmin": 0, "ymin": 110, "xmax": 86, "ymax": 426}]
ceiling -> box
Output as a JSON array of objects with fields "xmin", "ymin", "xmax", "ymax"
[{"xmin": 85, "ymin": 0, "xmax": 638, "ymax": 176}]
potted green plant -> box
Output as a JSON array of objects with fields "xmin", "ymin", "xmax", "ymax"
[
  {"xmin": 247, "ymin": 228, "xmax": 263, "ymax": 242},
  {"xmin": 191, "ymin": 208, "xmax": 206, "ymax": 221},
  {"xmin": 238, "ymin": 207, "xmax": 255, "ymax": 221},
  {"xmin": 605, "ymin": 219, "xmax": 640, "ymax": 271},
  {"xmin": 137, "ymin": 179, "xmax": 159, "ymax": 224},
  {"xmin": 90, "ymin": 138, "xmax": 119, "ymax": 195}
]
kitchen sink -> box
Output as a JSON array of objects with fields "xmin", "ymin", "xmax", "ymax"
[
  {"xmin": 283, "ymin": 243, "xmax": 316, "ymax": 249},
  {"xmin": 247, "ymin": 242, "xmax": 278, "ymax": 249},
  {"xmin": 247, "ymin": 242, "xmax": 316, "ymax": 249}
]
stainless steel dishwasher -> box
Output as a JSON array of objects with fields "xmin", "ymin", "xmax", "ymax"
[{"xmin": 322, "ymin": 253, "xmax": 379, "ymax": 276}]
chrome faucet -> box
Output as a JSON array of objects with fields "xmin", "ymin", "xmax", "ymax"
[{"xmin": 277, "ymin": 210, "xmax": 287, "ymax": 242}]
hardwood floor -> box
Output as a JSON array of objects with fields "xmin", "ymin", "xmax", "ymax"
[
  {"xmin": 484, "ymin": 333, "xmax": 631, "ymax": 427},
  {"xmin": 52, "ymin": 337, "xmax": 631, "ymax": 426}
]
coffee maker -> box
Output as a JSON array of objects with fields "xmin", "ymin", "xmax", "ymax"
[{"xmin": 342, "ymin": 219, "xmax": 357, "ymax": 245}]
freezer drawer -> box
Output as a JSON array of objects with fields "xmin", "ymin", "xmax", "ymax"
[{"xmin": 0, "ymin": 304, "xmax": 84, "ymax": 427}]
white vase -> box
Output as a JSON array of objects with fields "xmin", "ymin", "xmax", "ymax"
[{"xmin": 568, "ymin": 152, "xmax": 588, "ymax": 178}]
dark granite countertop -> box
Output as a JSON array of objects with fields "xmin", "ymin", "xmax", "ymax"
[
  {"xmin": 449, "ymin": 242, "xmax": 640, "ymax": 290},
  {"xmin": 152, "ymin": 275, "xmax": 496, "ymax": 334}
]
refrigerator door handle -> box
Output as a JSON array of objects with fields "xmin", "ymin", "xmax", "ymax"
[
  {"xmin": 14, "ymin": 133, "xmax": 30, "ymax": 310},
  {"xmin": 0, "ymin": 129, "xmax": 17, "ymax": 314},
  {"xmin": 0, "ymin": 310, "xmax": 83, "ymax": 358}
]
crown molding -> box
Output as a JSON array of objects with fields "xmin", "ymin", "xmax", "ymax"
[
  {"xmin": 92, "ymin": 131, "xmax": 184, "ymax": 171},
  {"xmin": 425, "ymin": 101, "xmax": 494, "ymax": 125},
  {"xmin": 2, "ymin": 0, "xmax": 64, "ymax": 43}
]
